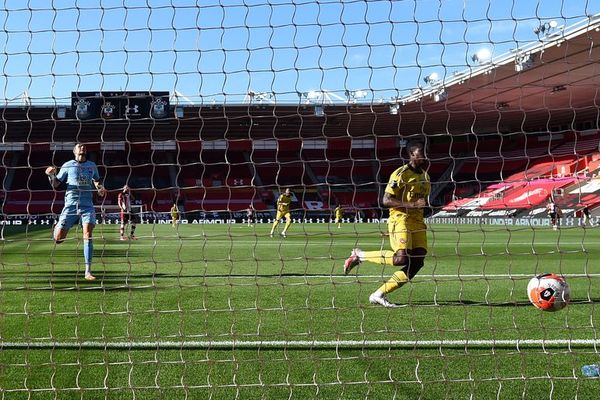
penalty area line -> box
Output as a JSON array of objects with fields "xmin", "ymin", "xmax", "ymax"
[{"xmin": 2, "ymin": 339, "xmax": 600, "ymax": 350}]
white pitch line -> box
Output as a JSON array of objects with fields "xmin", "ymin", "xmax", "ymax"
[
  {"xmin": 161, "ymin": 273, "xmax": 600, "ymax": 280},
  {"xmin": 91, "ymin": 239, "xmax": 600, "ymax": 248},
  {"xmin": 18, "ymin": 273, "xmax": 597, "ymax": 281},
  {"xmin": 222, "ymin": 273, "xmax": 600, "ymax": 279},
  {"xmin": 1, "ymin": 339, "xmax": 599, "ymax": 349}
]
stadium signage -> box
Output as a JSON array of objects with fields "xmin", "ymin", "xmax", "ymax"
[
  {"xmin": 71, "ymin": 91, "xmax": 170, "ymax": 120},
  {"xmin": 429, "ymin": 217, "xmax": 582, "ymax": 226},
  {"xmin": 3, "ymin": 215, "xmax": 591, "ymax": 227}
]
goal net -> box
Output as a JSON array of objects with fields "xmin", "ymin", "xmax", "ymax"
[{"xmin": 1, "ymin": 1, "xmax": 600, "ymax": 398}]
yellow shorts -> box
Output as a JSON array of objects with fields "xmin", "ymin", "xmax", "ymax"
[
  {"xmin": 334, "ymin": 217, "xmax": 341, "ymax": 224},
  {"xmin": 388, "ymin": 219, "xmax": 428, "ymax": 252},
  {"xmin": 276, "ymin": 211, "xmax": 291, "ymax": 221},
  {"xmin": 171, "ymin": 213, "xmax": 179, "ymax": 220}
]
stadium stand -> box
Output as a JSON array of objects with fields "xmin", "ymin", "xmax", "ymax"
[
  {"xmin": 436, "ymin": 130, "xmax": 600, "ymax": 218},
  {"xmin": 2, "ymin": 130, "xmax": 598, "ymax": 218}
]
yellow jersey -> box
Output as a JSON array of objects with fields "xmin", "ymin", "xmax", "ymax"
[
  {"xmin": 277, "ymin": 194, "xmax": 292, "ymax": 213},
  {"xmin": 171, "ymin": 205, "xmax": 179, "ymax": 215},
  {"xmin": 335, "ymin": 207, "xmax": 343, "ymax": 219},
  {"xmin": 385, "ymin": 164, "xmax": 430, "ymax": 223}
]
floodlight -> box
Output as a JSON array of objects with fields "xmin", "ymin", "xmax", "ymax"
[
  {"xmin": 247, "ymin": 91, "xmax": 274, "ymax": 104},
  {"xmin": 423, "ymin": 72, "xmax": 439, "ymax": 85},
  {"xmin": 345, "ymin": 89, "xmax": 368, "ymax": 103},
  {"xmin": 515, "ymin": 53, "xmax": 536, "ymax": 72},
  {"xmin": 471, "ymin": 48, "xmax": 492, "ymax": 64},
  {"xmin": 307, "ymin": 91, "xmax": 320, "ymax": 100},
  {"xmin": 534, "ymin": 20, "xmax": 559, "ymax": 36},
  {"xmin": 433, "ymin": 90, "xmax": 447, "ymax": 102}
]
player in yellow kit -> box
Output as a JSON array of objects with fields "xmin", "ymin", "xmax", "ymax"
[
  {"xmin": 170, "ymin": 203, "xmax": 179, "ymax": 227},
  {"xmin": 343, "ymin": 140, "xmax": 430, "ymax": 307},
  {"xmin": 334, "ymin": 205, "xmax": 343, "ymax": 228},
  {"xmin": 270, "ymin": 188, "xmax": 292, "ymax": 238}
]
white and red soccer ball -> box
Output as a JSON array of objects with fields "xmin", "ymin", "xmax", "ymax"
[{"xmin": 527, "ymin": 273, "xmax": 571, "ymax": 311}]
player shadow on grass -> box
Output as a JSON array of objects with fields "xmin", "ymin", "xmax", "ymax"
[
  {"xmin": 406, "ymin": 299, "xmax": 598, "ymax": 307},
  {"xmin": 0, "ymin": 270, "xmax": 169, "ymax": 277},
  {"xmin": 0, "ymin": 271, "xmax": 175, "ymax": 291},
  {"xmin": 49, "ymin": 248, "xmax": 144, "ymax": 258},
  {"xmin": 404, "ymin": 299, "xmax": 534, "ymax": 307}
]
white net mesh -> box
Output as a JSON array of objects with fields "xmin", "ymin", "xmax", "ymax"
[{"xmin": 1, "ymin": 1, "xmax": 600, "ymax": 398}]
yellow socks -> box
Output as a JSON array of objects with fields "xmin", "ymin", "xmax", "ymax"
[
  {"xmin": 270, "ymin": 220, "xmax": 279, "ymax": 233},
  {"xmin": 282, "ymin": 218, "xmax": 291, "ymax": 233},
  {"xmin": 360, "ymin": 250, "xmax": 396, "ymax": 265},
  {"xmin": 377, "ymin": 270, "xmax": 409, "ymax": 294}
]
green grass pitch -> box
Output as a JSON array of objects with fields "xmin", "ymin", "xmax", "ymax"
[{"xmin": 1, "ymin": 221, "xmax": 599, "ymax": 399}]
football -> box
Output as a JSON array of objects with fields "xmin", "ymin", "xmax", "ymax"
[{"xmin": 527, "ymin": 273, "xmax": 571, "ymax": 311}]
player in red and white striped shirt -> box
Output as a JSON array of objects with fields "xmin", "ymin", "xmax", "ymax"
[{"xmin": 118, "ymin": 185, "xmax": 137, "ymax": 240}]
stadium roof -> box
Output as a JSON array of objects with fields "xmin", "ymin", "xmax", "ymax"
[
  {"xmin": 1, "ymin": 14, "xmax": 599, "ymax": 142},
  {"xmin": 394, "ymin": 13, "xmax": 600, "ymax": 135}
]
